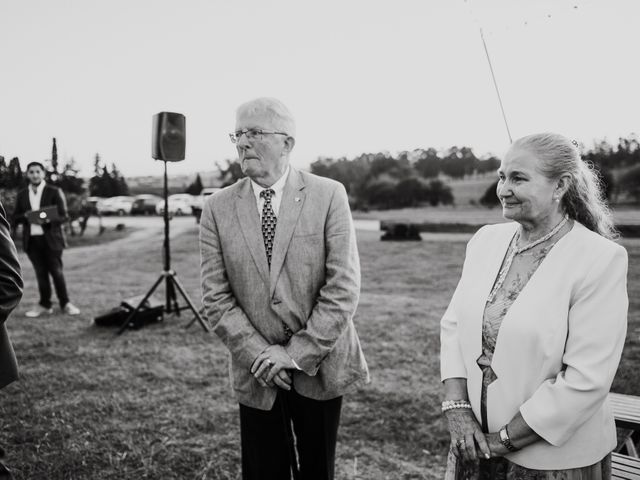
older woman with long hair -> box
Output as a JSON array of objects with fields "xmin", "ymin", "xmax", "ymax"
[{"xmin": 440, "ymin": 133, "xmax": 628, "ymax": 479}]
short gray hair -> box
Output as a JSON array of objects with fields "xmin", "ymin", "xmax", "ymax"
[
  {"xmin": 511, "ymin": 132, "xmax": 617, "ymax": 239},
  {"xmin": 236, "ymin": 97, "xmax": 296, "ymax": 138}
]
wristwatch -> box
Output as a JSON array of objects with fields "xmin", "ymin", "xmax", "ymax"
[{"xmin": 498, "ymin": 425, "xmax": 519, "ymax": 452}]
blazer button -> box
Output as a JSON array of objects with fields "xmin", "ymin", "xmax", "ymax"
[{"xmin": 272, "ymin": 298, "xmax": 282, "ymax": 305}]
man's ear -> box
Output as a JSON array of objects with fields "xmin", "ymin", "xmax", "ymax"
[{"xmin": 283, "ymin": 136, "xmax": 295, "ymax": 154}]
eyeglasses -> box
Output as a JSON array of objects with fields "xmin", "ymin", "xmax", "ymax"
[{"xmin": 229, "ymin": 128, "xmax": 289, "ymax": 144}]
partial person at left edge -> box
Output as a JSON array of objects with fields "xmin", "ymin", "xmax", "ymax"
[
  {"xmin": 11, "ymin": 161, "xmax": 80, "ymax": 317},
  {"xmin": 0, "ymin": 199, "xmax": 24, "ymax": 480}
]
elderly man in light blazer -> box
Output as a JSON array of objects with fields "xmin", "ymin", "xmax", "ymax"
[
  {"xmin": 0, "ymin": 200, "xmax": 23, "ymax": 480},
  {"xmin": 200, "ymin": 97, "xmax": 369, "ymax": 480}
]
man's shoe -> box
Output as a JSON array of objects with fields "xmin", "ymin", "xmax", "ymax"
[
  {"xmin": 25, "ymin": 305, "xmax": 53, "ymax": 318},
  {"xmin": 62, "ymin": 303, "xmax": 81, "ymax": 315}
]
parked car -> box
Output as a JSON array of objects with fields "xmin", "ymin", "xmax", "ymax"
[
  {"xmin": 156, "ymin": 193, "xmax": 196, "ymax": 216},
  {"xmin": 131, "ymin": 194, "xmax": 162, "ymax": 215},
  {"xmin": 191, "ymin": 187, "xmax": 222, "ymax": 223},
  {"xmin": 86, "ymin": 196, "xmax": 101, "ymax": 215},
  {"xmin": 97, "ymin": 196, "xmax": 135, "ymax": 216}
]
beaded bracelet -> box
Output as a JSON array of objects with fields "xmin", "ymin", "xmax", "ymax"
[{"xmin": 441, "ymin": 400, "xmax": 472, "ymax": 412}]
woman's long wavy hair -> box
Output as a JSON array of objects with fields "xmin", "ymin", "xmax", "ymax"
[{"xmin": 510, "ymin": 133, "xmax": 618, "ymax": 239}]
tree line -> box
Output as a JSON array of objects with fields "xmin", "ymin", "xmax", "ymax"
[
  {"xmin": 87, "ymin": 154, "xmax": 130, "ymax": 197},
  {"xmin": 312, "ymin": 135, "xmax": 640, "ymax": 209},
  {"xmin": 213, "ymin": 147, "xmax": 495, "ymax": 210},
  {"xmin": 309, "ymin": 147, "xmax": 497, "ymax": 210},
  {"xmin": 2, "ymin": 134, "xmax": 639, "ymax": 217},
  {"xmin": 583, "ymin": 136, "xmax": 640, "ymax": 203}
]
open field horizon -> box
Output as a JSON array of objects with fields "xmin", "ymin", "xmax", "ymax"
[{"xmin": 353, "ymin": 204, "xmax": 640, "ymax": 227}]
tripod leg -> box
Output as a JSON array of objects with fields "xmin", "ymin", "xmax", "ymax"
[
  {"xmin": 166, "ymin": 275, "xmax": 180, "ymax": 315},
  {"xmin": 184, "ymin": 307, "xmax": 206, "ymax": 329},
  {"xmin": 116, "ymin": 274, "xmax": 164, "ymax": 335},
  {"xmin": 170, "ymin": 275, "xmax": 210, "ymax": 332}
]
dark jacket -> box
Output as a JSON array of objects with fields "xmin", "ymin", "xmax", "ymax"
[
  {"xmin": 0, "ymin": 201, "xmax": 23, "ymax": 389},
  {"xmin": 13, "ymin": 183, "xmax": 68, "ymax": 251}
]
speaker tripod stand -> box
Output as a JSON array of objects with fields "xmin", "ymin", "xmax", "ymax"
[{"xmin": 117, "ymin": 160, "xmax": 210, "ymax": 335}]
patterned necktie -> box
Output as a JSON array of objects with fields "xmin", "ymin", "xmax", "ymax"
[
  {"xmin": 260, "ymin": 188, "xmax": 294, "ymax": 342},
  {"xmin": 260, "ymin": 188, "xmax": 277, "ymax": 267}
]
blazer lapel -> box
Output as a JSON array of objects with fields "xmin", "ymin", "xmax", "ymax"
[
  {"xmin": 269, "ymin": 168, "xmax": 306, "ymax": 296},
  {"xmin": 492, "ymin": 222, "xmax": 578, "ymax": 369},
  {"xmin": 40, "ymin": 186, "xmax": 50, "ymax": 206},
  {"xmin": 468, "ymin": 223, "xmax": 518, "ymax": 362},
  {"xmin": 43, "ymin": 185, "xmax": 55, "ymax": 206},
  {"xmin": 235, "ymin": 178, "xmax": 270, "ymax": 286}
]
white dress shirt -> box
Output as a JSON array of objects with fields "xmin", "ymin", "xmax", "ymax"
[
  {"xmin": 28, "ymin": 181, "xmax": 46, "ymax": 236},
  {"xmin": 249, "ymin": 165, "xmax": 301, "ymax": 369},
  {"xmin": 250, "ymin": 166, "xmax": 290, "ymax": 219}
]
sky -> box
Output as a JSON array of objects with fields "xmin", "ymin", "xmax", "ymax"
[{"xmin": 0, "ymin": 0, "xmax": 638, "ymax": 178}]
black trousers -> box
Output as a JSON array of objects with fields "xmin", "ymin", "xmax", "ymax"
[
  {"xmin": 239, "ymin": 388, "xmax": 342, "ymax": 480},
  {"xmin": 26, "ymin": 236, "xmax": 69, "ymax": 309}
]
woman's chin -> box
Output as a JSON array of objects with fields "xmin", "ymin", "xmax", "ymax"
[{"xmin": 501, "ymin": 207, "xmax": 520, "ymax": 221}]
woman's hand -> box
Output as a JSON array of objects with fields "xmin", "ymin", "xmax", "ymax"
[
  {"xmin": 484, "ymin": 432, "xmax": 509, "ymax": 458},
  {"xmin": 444, "ymin": 408, "xmax": 491, "ymax": 461}
]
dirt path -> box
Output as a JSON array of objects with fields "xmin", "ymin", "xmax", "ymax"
[{"xmin": 70, "ymin": 216, "xmax": 197, "ymax": 257}]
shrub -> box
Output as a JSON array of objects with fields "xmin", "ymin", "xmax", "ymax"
[
  {"xmin": 619, "ymin": 165, "xmax": 640, "ymax": 203},
  {"xmin": 479, "ymin": 180, "xmax": 500, "ymax": 208}
]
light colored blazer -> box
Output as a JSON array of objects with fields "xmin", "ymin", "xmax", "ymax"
[
  {"xmin": 200, "ymin": 167, "xmax": 369, "ymax": 410},
  {"xmin": 440, "ymin": 221, "xmax": 628, "ymax": 469}
]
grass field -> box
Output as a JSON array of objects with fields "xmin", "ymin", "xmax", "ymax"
[
  {"xmin": 446, "ymin": 176, "xmax": 495, "ymax": 206},
  {"xmin": 12, "ymin": 223, "xmax": 134, "ymax": 251},
  {"xmin": 0, "ymin": 225, "xmax": 638, "ymax": 479}
]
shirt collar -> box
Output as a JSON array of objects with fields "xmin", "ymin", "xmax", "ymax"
[
  {"xmin": 30, "ymin": 181, "xmax": 46, "ymax": 195},
  {"xmin": 250, "ymin": 165, "xmax": 290, "ymax": 199}
]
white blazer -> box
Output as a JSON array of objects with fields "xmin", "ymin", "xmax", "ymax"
[{"xmin": 440, "ymin": 221, "xmax": 628, "ymax": 469}]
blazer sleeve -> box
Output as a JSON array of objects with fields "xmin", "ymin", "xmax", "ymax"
[
  {"xmin": 199, "ymin": 197, "xmax": 270, "ymax": 370},
  {"xmin": 440, "ymin": 229, "xmax": 482, "ymax": 381},
  {"xmin": 53, "ymin": 187, "xmax": 69, "ymax": 223},
  {"xmin": 519, "ymin": 243, "xmax": 628, "ymax": 446},
  {"xmin": 285, "ymin": 182, "xmax": 360, "ymax": 376},
  {"xmin": 0, "ymin": 202, "xmax": 23, "ymax": 325}
]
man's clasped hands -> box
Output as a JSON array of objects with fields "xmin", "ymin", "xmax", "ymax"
[{"xmin": 250, "ymin": 344, "xmax": 296, "ymax": 390}]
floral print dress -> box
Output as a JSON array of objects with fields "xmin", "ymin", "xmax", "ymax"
[{"xmin": 447, "ymin": 224, "xmax": 611, "ymax": 480}]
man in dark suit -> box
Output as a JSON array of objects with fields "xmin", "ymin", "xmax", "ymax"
[
  {"xmin": 0, "ymin": 199, "xmax": 23, "ymax": 479},
  {"xmin": 200, "ymin": 98, "xmax": 369, "ymax": 480},
  {"xmin": 12, "ymin": 162, "xmax": 80, "ymax": 317}
]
